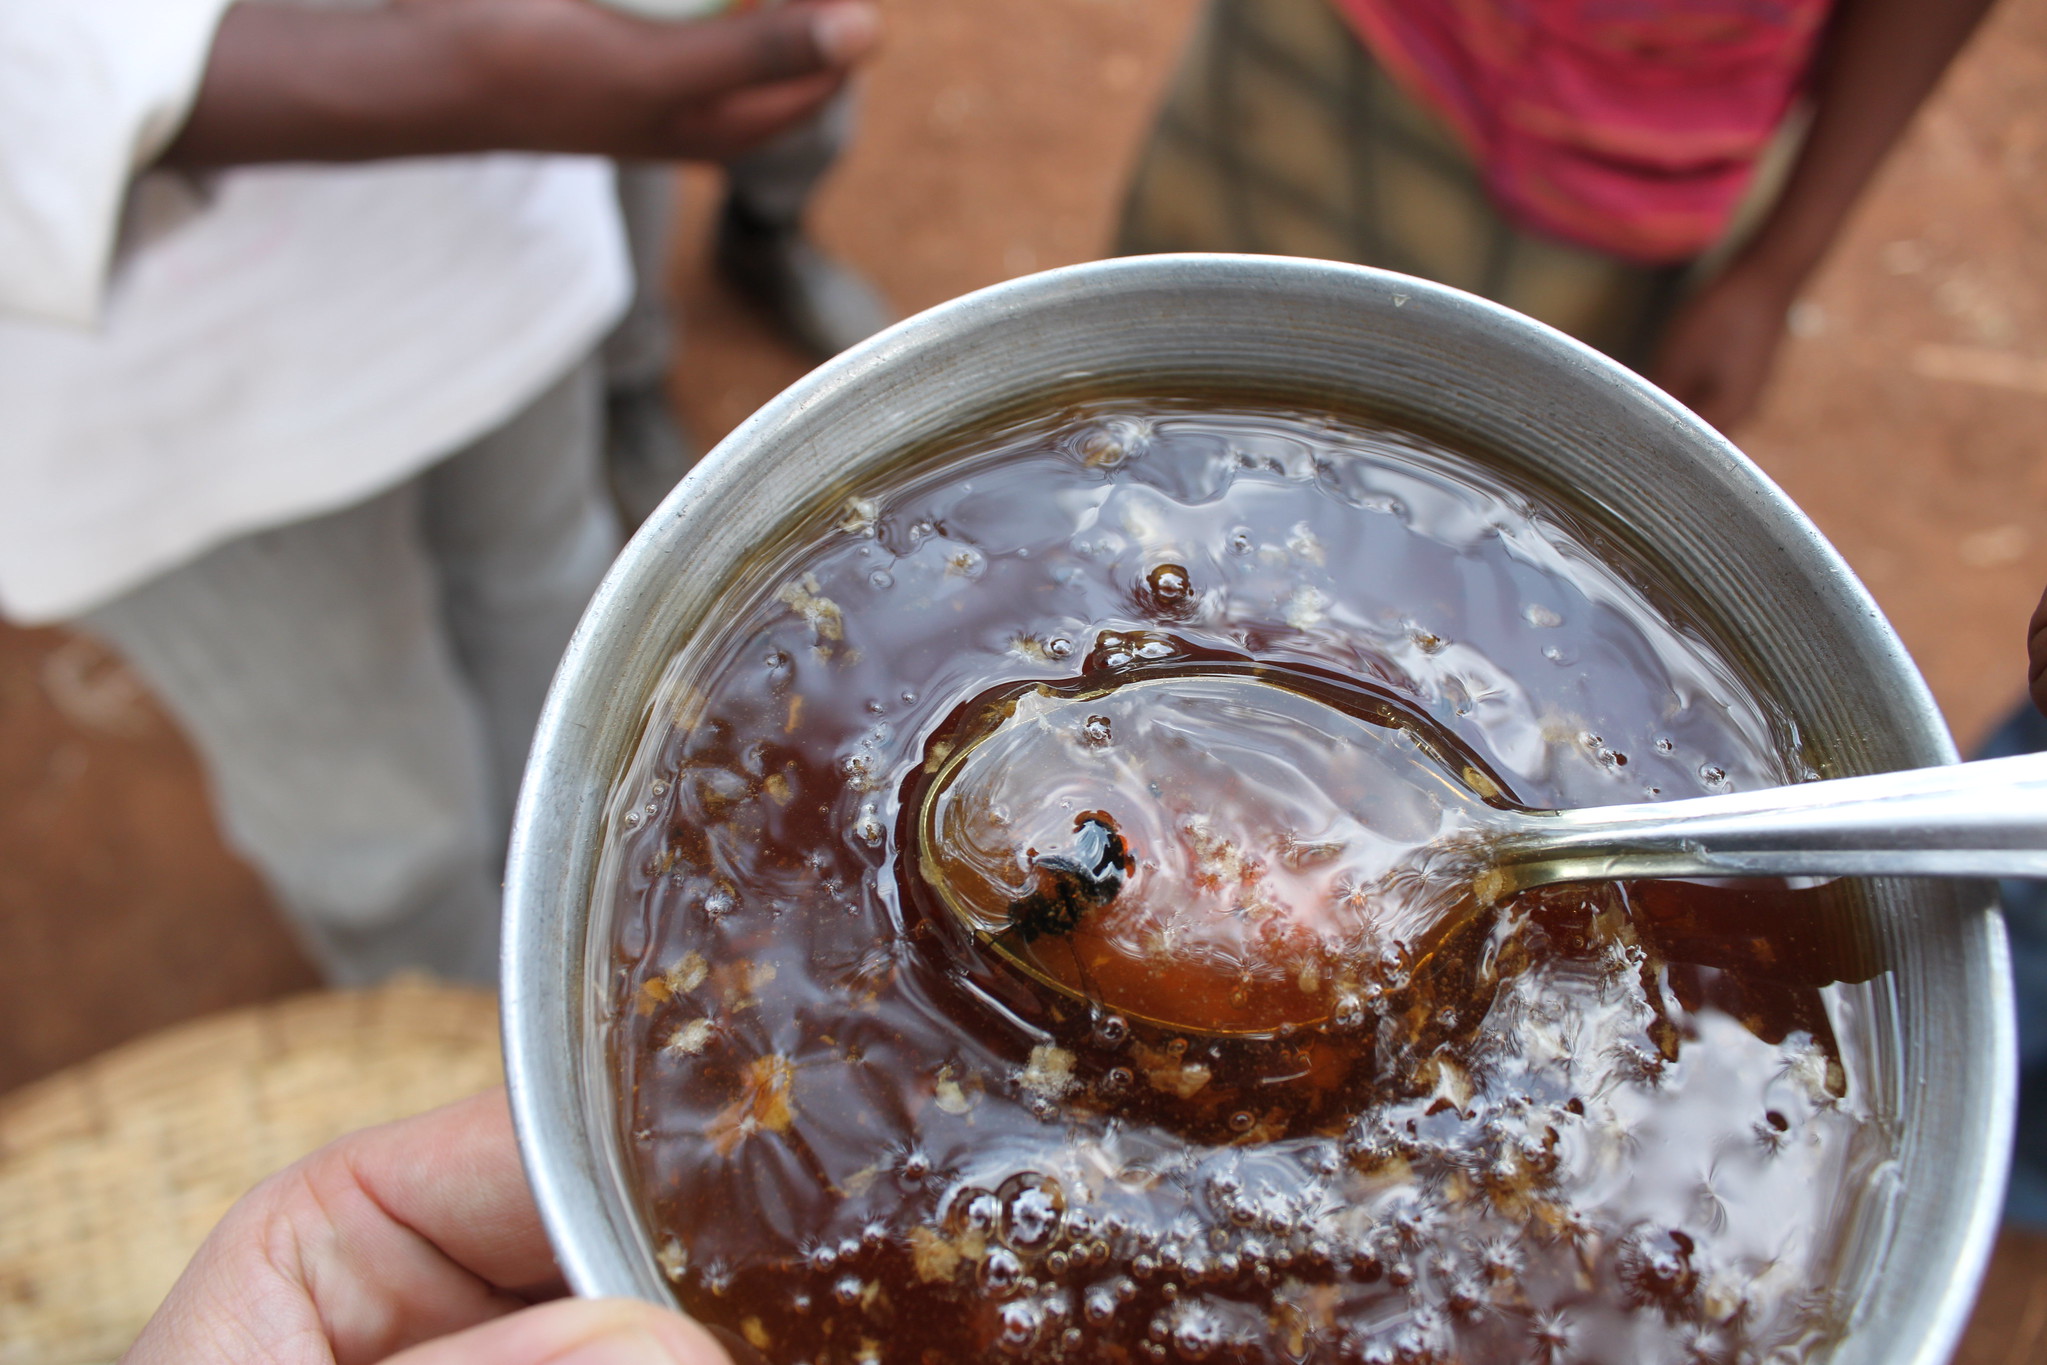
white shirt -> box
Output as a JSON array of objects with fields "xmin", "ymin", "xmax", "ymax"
[{"xmin": 0, "ymin": 0, "xmax": 631, "ymax": 623}]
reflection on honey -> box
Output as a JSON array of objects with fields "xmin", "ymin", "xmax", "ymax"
[{"xmin": 606, "ymin": 405, "xmax": 1888, "ymax": 1364}]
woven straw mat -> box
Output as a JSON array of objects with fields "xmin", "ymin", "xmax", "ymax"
[{"xmin": 0, "ymin": 977, "xmax": 502, "ymax": 1365}]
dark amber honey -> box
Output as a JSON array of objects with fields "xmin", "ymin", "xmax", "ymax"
[{"xmin": 606, "ymin": 406, "xmax": 1883, "ymax": 1364}]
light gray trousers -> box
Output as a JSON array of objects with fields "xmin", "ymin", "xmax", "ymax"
[{"xmin": 81, "ymin": 361, "xmax": 620, "ymax": 985}]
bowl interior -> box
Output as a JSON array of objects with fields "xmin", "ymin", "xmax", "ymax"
[{"xmin": 503, "ymin": 255, "xmax": 2012, "ymax": 1365}]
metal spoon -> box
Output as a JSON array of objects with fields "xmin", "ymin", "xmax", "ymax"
[{"xmin": 1474, "ymin": 748, "xmax": 2047, "ymax": 898}]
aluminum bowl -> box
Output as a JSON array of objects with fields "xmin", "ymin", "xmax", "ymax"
[{"xmin": 503, "ymin": 254, "xmax": 2013, "ymax": 1365}]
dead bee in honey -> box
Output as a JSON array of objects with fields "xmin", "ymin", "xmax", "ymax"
[
  {"xmin": 988, "ymin": 811, "xmax": 1134, "ymax": 1017},
  {"xmin": 1000, "ymin": 810, "xmax": 1133, "ymax": 944}
]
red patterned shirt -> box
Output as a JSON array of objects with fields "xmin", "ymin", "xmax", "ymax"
[{"xmin": 1332, "ymin": 0, "xmax": 1832, "ymax": 261}]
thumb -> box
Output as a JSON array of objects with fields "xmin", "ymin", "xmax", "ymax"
[
  {"xmin": 652, "ymin": 1, "xmax": 881, "ymax": 94},
  {"xmin": 383, "ymin": 1297, "xmax": 732, "ymax": 1365}
]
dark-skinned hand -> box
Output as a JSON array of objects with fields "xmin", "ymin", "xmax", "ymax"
[
  {"xmin": 2027, "ymin": 582, "xmax": 2047, "ymax": 719},
  {"xmin": 1646, "ymin": 256, "xmax": 1798, "ymax": 436},
  {"xmin": 166, "ymin": 0, "xmax": 880, "ymax": 168}
]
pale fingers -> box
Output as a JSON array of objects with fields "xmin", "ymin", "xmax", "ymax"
[
  {"xmin": 380, "ymin": 1298, "xmax": 731, "ymax": 1365},
  {"xmin": 323, "ymin": 1089, "xmax": 561, "ymax": 1294},
  {"xmin": 122, "ymin": 1090, "xmax": 561, "ymax": 1365}
]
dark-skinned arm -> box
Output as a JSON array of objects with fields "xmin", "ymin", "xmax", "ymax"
[
  {"xmin": 161, "ymin": 0, "xmax": 879, "ymax": 168},
  {"xmin": 1648, "ymin": 0, "xmax": 1999, "ymax": 433},
  {"xmin": 2026, "ymin": 583, "xmax": 2047, "ymax": 718}
]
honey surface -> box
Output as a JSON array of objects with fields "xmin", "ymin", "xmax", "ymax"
[{"xmin": 606, "ymin": 407, "xmax": 1889, "ymax": 1364}]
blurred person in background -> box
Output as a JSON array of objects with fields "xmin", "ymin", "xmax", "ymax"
[
  {"xmin": 1117, "ymin": 0, "xmax": 1995, "ymax": 433},
  {"xmin": 0, "ymin": 0, "xmax": 878, "ymax": 986}
]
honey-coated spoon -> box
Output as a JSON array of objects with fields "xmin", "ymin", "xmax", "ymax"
[{"xmin": 912, "ymin": 670, "xmax": 2047, "ymax": 1037}]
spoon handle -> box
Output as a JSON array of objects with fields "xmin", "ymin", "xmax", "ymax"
[{"xmin": 1490, "ymin": 750, "xmax": 2047, "ymax": 892}]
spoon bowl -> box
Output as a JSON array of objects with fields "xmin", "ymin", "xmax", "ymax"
[{"xmin": 912, "ymin": 666, "xmax": 1509, "ymax": 1035}]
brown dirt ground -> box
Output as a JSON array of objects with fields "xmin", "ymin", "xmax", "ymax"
[{"xmin": 3, "ymin": 0, "xmax": 2046, "ymax": 1353}]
